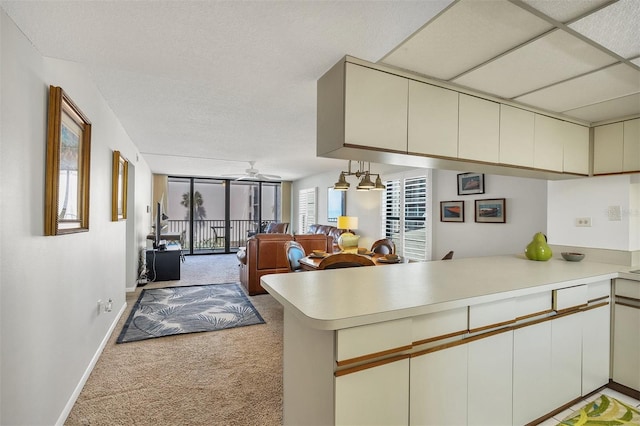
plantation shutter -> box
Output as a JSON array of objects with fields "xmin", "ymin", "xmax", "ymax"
[
  {"xmin": 298, "ymin": 187, "xmax": 317, "ymax": 234},
  {"xmin": 381, "ymin": 173, "xmax": 430, "ymax": 262},
  {"xmin": 403, "ymin": 176, "xmax": 428, "ymax": 261}
]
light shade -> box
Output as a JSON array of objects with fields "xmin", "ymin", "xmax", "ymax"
[
  {"xmin": 337, "ymin": 216, "xmax": 358, "ymax": 230},
  {"xmin": 356, "ymin": 172, "xmax": 375, "ymax": 190},
  {"xmin": 333, "ymin": 172, "xmax": 350, "ymax": 191}
]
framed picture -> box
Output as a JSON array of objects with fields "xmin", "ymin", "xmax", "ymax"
[
  {"xmin": 457, "ymin": 172, "xmax": 485, "ymax": 195},
  {"xmin": 475, "ymin": 198, "xmax": 506, "ymax": 223},
  {"xmin": 112, "ymin": 150, "xmax": 128, "ymax": 221},
  {"xmin": 44, "ymin": 86, "xmax": 92, "ymax": 235},
  {"xmin": 440, "ymin": 201, "xmax": 464, "ymax": 222},
  {"xmin": 327, "ymin": 187, "xmax": 346, "ymax": 223}
]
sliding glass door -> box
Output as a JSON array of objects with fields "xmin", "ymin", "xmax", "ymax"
[{"xmin": 167, "ymin": 176, "xmax": 281, "ymax": 255}]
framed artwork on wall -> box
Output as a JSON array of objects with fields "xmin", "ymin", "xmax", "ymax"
[
  {"xmin": 112, "ymin": 150, "xmax": 128, "ymax": 221},
  {"xmin": 475, "ymin": 198, "xmax": 506, "ymax": 223},
  {"xmin": 44, "ymin": 86, "xmax": 92, "ymax": 235},
  {"xmin": 327, "ymin": 187, "xmax": 346, "ymax": 223},
  {"xmin": 457, "ymin": 172, "xmax": 485, "ymax": 195},
  {"xmin": 440, "ymin": 200, "xmax": 464, "ymax": 222}
]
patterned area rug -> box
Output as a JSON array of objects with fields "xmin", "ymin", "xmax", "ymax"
[
  {"xmin": 117, "ymin": 283, "xmax": 264, "ymax": 343},
  {"xmin": 558, "ymin": 394, "xmax": 640, "ymax": 425}
]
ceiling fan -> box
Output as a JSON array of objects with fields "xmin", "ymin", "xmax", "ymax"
[{"xmin": 223, "ymin": 161, "xmax": 282, "ymax": 181}]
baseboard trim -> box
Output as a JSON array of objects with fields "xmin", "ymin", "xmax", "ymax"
[{"xmin": 55, "ymin": 302, "xmax": 128, "ymax": 426}]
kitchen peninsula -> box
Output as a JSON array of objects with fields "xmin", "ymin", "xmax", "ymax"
[{"xmin": 261, "ymin": 255, "xmax": 639, "ymax": 426}]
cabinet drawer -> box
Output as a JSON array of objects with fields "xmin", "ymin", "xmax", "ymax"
[
  {"xmin": 469, "ymin": 298, "xmax": 515, "ymax": 332},
  {"xmin": 514, "ymin": 291, "xmax": 552, "ymax": 319},
  {"xmin": 553, "ymin": 285, "xmax": 588, "ymax": 311},
  {"xmin": 587, "ymin": 280, "xmax": 611, "ymax": 301},
  {"xmin": 412, "ymin": 307, "xmax": 467, "ymax": 344},
  {"xmin": 336, "ymin": 318, "xmax": 412, "ymax": 363},
  {"xmin": 616, "ymin": 279, "xmax": 640, "ymax": 300}
]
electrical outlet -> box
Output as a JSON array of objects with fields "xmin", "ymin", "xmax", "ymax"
[{"xmin": 575, "ymin": 217, "xmax": 591, "ymax": 227}]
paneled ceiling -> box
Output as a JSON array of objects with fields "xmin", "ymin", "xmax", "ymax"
[
  {"xmin": 1, "ymin": 0, "xmax": 638, "ymax": 180},
  {"xmin": 381, "ymin": 0, "xmax": 640, "ymax": 124}
]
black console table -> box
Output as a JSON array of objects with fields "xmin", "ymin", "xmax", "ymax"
[{"xmin": 146, "ymin": 245, "xmax": 181, "ymax": 282}]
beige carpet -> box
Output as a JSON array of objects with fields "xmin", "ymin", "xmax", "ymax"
[{"xmin": 65, "ymin": 254, "xmax": 283, "ymax": 426}]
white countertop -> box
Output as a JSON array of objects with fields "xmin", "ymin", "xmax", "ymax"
[{"xmin": 261, "ymin": 254, "xmax": 632, "ymax": 330}]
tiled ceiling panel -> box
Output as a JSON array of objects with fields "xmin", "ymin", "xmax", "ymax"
[
  {"xmin": 521, "ymin": 0, "xmax": 611, "ymax": 23},
  {"xmin": 514, "ymin": 63, "xmax": 640, "ymax": 112},
  {"xmin": 381, "ymin": 0, "xmax": 552, "ymax": 80},
  {"xmin": 452, "ymin": 29, "xmax": 617, "ymax": 99},
  {"xmin": 563, "ymin": 93, "xmax": 640, "ymax": 123},
  {"xmin": 568, "ymin": 0, "xmax": 640, "ymax": 59}
]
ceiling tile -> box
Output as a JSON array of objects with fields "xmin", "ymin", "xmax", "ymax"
[
  {"xmin": 562, "ymin": 93, "xmax": 640, "ymax": 123},
  {"xmin": 381, "ymin": 0, "xmax": 552, "ymax": 80},
  {"xmin": 569, "ymin": 0, "xmax": 640, "ymax": 58},
  {"xmin": 452, "ymin": 29, "xmax": 617, "ymax": 99},
  {"xmin": 514, "ymin": 63, "xmax": 640, "ymax": 113},
  {"xmin": 521, "ymin": 0, "xmax": 611, "ymax": 23}
]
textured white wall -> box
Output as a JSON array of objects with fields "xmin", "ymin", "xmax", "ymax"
[
  {"xmin": 0, "ymin": 10, "xmax": 150, "ymax": 425},
  {"xmin": 432, "ymin": 169, "xmax": 548, "ymax": 260},
  {"xmin": 547, "ymin": 174, "xmax": 633, "ymax": 250}
]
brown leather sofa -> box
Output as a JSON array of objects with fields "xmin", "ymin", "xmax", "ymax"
[
  {"xmin": 238, "ymin": 233, "xmax": 333, "ymax": 295},
  {"xmin": 307, "ymin": 224, "xmax": 346, "ymax": 253}
]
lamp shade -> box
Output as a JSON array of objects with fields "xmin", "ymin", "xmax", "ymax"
[{"xmin": 337, "ymin": 216, "xmax": 358, "ymax": 230}]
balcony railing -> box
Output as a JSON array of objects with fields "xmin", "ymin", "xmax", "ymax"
[{"xmin": 166, "ymin": 219, "xmax": 275, "ymax": 252}]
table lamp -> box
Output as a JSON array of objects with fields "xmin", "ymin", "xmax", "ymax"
[{"xmin": 337, "ymin": 216, "xmax": 359, "ymax": 253}]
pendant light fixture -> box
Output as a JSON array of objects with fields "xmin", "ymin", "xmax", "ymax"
[{"xmin": 333, "ymin": 161, "xmax": 385, "ymax": 192}]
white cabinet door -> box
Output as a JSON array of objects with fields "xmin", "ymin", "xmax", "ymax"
[
  {"xmin": 335, "ymin": 358, "xmax": 409, "ymax": 426},
  {"xmin": 344, "ymin": 63, "xmax": 408, "ymax": 152},
  {"xmin": 594, "ymin": 123, "xmax": 624, "ymax": 174},
  {"xmin": 458, "ymin": 94, "xmax": 500, "ymax": 163},
  {"xmin": 551, "ymin": 313, "xmax": 583, "ymax": 408},
  {"xmin": 562, "ymin": 122, "xmax": 589, "ymax": 175},
  {"xmin": 411, "ymin": 344, "xmax": 468, "ymax": 426},
  {"xmin": 468, "ymin": 331, "xmax": 513, "ymax": 426},
  {"xmin": 623, "ymin": 118, "xmax": 640, "ymax": 172},
  {"xmin": 499, "ymin": 104, "xmax": 535, "ymax": 167},
  {"xmin": 613, "ymin": 280, "xmax": 640, "ymax": 391},
  {"xmin": 534, "ymin": 114, "xmax": 564, "ymax": 172},
  {"xmin": 582, "ymin": 304, "xmax": 611, "ymax": 395},
  {"xmin": 613, "ymin": 304, "xmax": 640, "ymax": 391},
  {"xmin": 408, "ymin": 80, "xmax": 459, "ymax": 158},
  {"xmin": 513, "ymin": 321, "xmax": 553, "ymax": 425}
]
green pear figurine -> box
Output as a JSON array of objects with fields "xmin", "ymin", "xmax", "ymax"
[{"xmin": 525, "ymin": 232, "xmax": 552, "ymax": 261}]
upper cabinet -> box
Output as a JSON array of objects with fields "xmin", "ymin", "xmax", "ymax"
[
  {"xmin": 344, "ymin": 63, "xmax": 408, "ymax": 152},
  {"xmin": 458, "ymin": 94, "xmax": 500, "ymax": 163},
  {"xmin": 317, "ymin": 57, "xmax": 593, "ymax": 179},
  {"xmin": 499, "ymin": 105, "xmax": 535, "ymax": 168},
  {"xmin": 408, "ymin": 81, "xmax": 458, "ymax": 158},
  {"xmin": 594, "ymin": 118, "xmax": 640, "ymax": 175}
]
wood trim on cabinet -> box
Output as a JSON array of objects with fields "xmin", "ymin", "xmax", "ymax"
[
  {"xmin": 616, "ymin": 295, "xmax": 640, "ymax": 304},
  {"xmin": 616, "ymin": 300, "xmax": 640, "ymax": 310},
  {"xmin": 334, "ymin": 354, "xmax": 410, "ymax": 377},
  {"xmin": 554, "ymin": 304, "xmax": 588, "ymax": 315},
  {"xmin": 335, "ymin": 344, "xmax": 413, "ymax": 368},
  {"xmin": 588, "ymin": 295, "xmax": 610, "ymax": 304},
  {"xmin": 468, "ymin": 318, "xmax": 516, "ymax": 334},
  {"xmin": 412, "ymin": 329, "xmax": 468, "ymax": 347},
  {"xmin": 515, "ymin": 309, "xmax": 554, "ymax": 322},
  {"xmin": 581, "ymin": 301, "xmax": 609, "ymax": 312}
]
